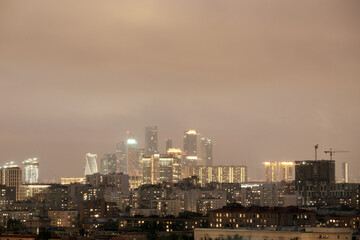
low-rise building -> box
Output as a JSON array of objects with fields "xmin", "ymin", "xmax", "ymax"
[
  {"xmin": 48, "ymin": 210, "xmax": 78, "ymax": 228},
  {"xmin": 194, "ymin": 227, "xmax": 354, "ymax": 240},
  {"xmin": 209, "ymin": 205, "xmax": 316, "ymax": 228}
]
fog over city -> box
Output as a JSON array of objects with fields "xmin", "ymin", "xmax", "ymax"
[{"xmin": 0, "ymin": 0, "xmax": 359, "ymax": 181}]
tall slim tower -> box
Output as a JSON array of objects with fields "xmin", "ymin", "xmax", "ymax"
[
  {"xmin": 22, "ymin": 158, "xmax": 39, "ymax": 183},
  {"xmin": 199, "ymin": 138, "xmax": 213, "ymax": 166},
  {"xmin": 183, "ymin": 130, "xmax": 198, "ymax": 168},
  {"xmin": 126, "ymin": 133, "xmax": 140, "ymax": 176},
  {"xmin": 85, "ymin": 153, "xmax": 98, "ymax": 176},
  {"xmin": 342, "ymin": 162, "xmax": 349, "ymax": 183},
  {"xmin": 166, "ymin": 138, "xmax": 173, "ymax": 152},
  {"xmin": 145, "ymin": 126, "xmax": 158, "ymax": 155},
  {"xmin": 116, "ymin": 141, "xmax": 127, "ymax": 174}
]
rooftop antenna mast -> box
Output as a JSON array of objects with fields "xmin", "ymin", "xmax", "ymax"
[{"xmin": 314, "ymin": 144, "xmax": 319, "ymax": 160}]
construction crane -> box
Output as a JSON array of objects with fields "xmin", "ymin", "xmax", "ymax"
[
  {"xmin": 324, "ymin": 148, "xmax": 349, "ymax": 160},
  {"xmin": 314, "ymin": 144, "xmax": 319, "ymax": 160}
]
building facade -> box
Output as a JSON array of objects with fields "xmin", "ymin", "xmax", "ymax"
[
  {"xmin": 145, "ymin": 126, "xmax": 158, "ymax": 155},
  {"xmin": 84, "ymin": 153, "xmax": 98, "ymax": 176},
  {"xmin": 22, "ymin": 158, "xmax": 39, "ymax": 184}
]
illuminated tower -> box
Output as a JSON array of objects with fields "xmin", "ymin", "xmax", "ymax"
[
  {"xmin": 22, "ymin": 158, "xmax": 39, "ymax": 183},
  {"xmin": 126, "ymin": 132, "xmax": 140, "ymax": 176},
  {"xmin": 183, "ymin": 130, "xmax": 198, "ymax": 168},
  {"xmin": 342, "ymin": 162, "xmax": 349, "ymax": 183},
  {"xmin": 167, "ymin": 148, "xmax": 182, "ymax": 183},
  {"xmin": 166, "ymin": 138, "xmax": 173, "ymax": 152},
  {"xmin": 145, "ymin": 126, "xmax": 158, "ymax": 154},
  {"xmin": 278, "ymin": 162, "xmax": 294, "ymax": 182},
  {"xmin": 199, "ymin": 138, "xmax": 213, "ymax": 166},
  {"xmin": 85, "ymin": 153, "xmax": 98, "ymax": 176},
  {"xmin": 263, "ymin": 162, "xmax": 278, "ymax": 182}
]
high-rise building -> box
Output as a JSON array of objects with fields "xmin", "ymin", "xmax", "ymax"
[
  {"xmin": 278, "ymin": 162, "xmax": 294, "ymax": 182},
  {"xmin": 100, "ymin": 153, "xmax": 117, "ymax": 174},
  {"xmin": 166, "ymin": 138, "xmax": 173, "ymax": 152},
  {"xmin": 85, "ymin": 153, "xmax": 98, "ymax": 176},
  {"xmin": 263, "ymin": 162, "xmax": 278, "ymax": 182},
  {"xmin": 126, "ymin": 133, "xmax": 140, "ymax": 177},
  {"xmin": 0, "ymin": 162, "xmax": 22, "ymax": 201},
  {"xmin": 184, "ymin": 165, "xmax": 247, "ymax": 187},
  {"xmin": 142, "ymin": 153, "xmax": 180, "ymax": 185},
  {"xmin": 167, "ymin": 148, "xmax": 182, "ymax": 183},
  {"xmin": 145, "ymin": 126, "xmax": 158, "ymax": 154},
  {"xmin": 295, "ymin": 160, "xmax": 335, "ymax": 205},
  {"xmin": 115, "ymin": 141, "xmax": 127, "ymax": 174},
  {"xmin": 22, "ymin": 158, "xmax": 39, "ymax": 184},
  {"xmin": 183, "ymin": 130, "xmax": 198, "ymax": 168},
  {"xmin": 199, "ymin": 138, "xmax": 213, "ymax": 166},
  {"xmin": 342, "ymin": 162, "xmax": 349, "ymax": 183}
]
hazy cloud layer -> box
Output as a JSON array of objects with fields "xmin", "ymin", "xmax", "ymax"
[{"xmin": 0, "ymin": 0, "xmax": 359, "ymax": 181}]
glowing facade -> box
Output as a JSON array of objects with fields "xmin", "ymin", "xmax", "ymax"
[
  {"xmin": 126, "ymin": 136, "xmax": 140, "ymax": 176},
  {"xmin": 142, "ymin": 153, "xmax": 181, "ymax": 185},
  {"xmin": 278, "ymin": 162, "xmax": 294, "ymax": 182},
  {"xmin": 22, "ymin": 158, "xmax": 39, "ymax": 184},
  {"xmin": 185, "ymin": 165, "xmax": 248, "ymax": 186},
  {"xmin": 85, "ymin": 153, "xmax": 98, "ymax": 176},
  {"xmin": 183, "ymin": 130, "xmax": 198, "ymax": 168},
  {"xmin": 263, "ymin": 162, "xmax": 278, "ymax": 182}
]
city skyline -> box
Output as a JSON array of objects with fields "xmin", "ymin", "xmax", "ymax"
[{"xmin": 0, "ymin": 1, "xmax": 359, "ymax": 182}]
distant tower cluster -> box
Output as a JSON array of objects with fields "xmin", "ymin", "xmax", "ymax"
[
  {"xmin": 22, "ymin": 158, "xmax": 39, "ymax": 183},
  {"xmin": 85, "ymin": 153, "xmax": 98, "ymax": 176}
]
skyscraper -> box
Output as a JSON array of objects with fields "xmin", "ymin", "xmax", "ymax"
[
  {"xmin": 126, "ymin": 133, "xmax": 140, "ymax": 177},
  {"xmin": 263, "ymin": 162, "xmax": 278, "ymax": 182},
  {"xmin": 183, "ymin": 130, "xmax": 198, "ymax": 168},
  {"xmin": 100, "ymin": 153, "xmax": 117, "ymax": 174},
  {"xmin": 342, "ymin": 162, "xmax": 349, "ymax": 183},
  {"xmin": 0, "ymin": 162, "xmax": 22, "ymax": 201},
  {"xmin": 199, "ymin": 138, "xmax": 213, "ymax": 166},
  {"xmin": 166, "ymin": 138, "xmax": 173, "ymax": 152},
  {"xmin": 85, "ymin": 153, "xmax": 98, "ymax": 176},
  {"xmin": 278, "ymin": 162, "xmax": 294, "ymax": 182},
  {"xmin": 115, "ymin": 141, "xmax": 127, "ymax": 174},
  {"xmin": 167, "ymin": 148, "xmax": 182, "ymax": 183},
  {"xmin": 142, "ymin": 153, "xmax": 179, "ymax": 185},
  {"xmin": 145, "ymin": 126, "xmax": 158, "ymax": 155},
  {"xmin": 22, "ymin": 158, "xmax": 39, "ymax": 184}
]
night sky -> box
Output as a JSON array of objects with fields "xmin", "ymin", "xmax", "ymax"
[{"xmin": 0, "ymin": 0, "xmax": 359, "ymax": 181}]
